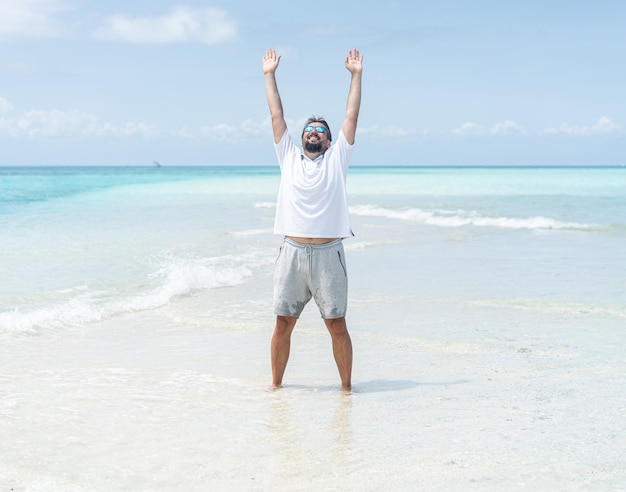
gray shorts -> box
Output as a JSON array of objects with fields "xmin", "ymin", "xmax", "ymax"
[{"xmin": 273, "ymin": 238, "xmax": 348, "ymax": 319}]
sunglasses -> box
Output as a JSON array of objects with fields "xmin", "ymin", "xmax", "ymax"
[{"xmin": 303, "ymin": 125, "xmax": 327, "ymax": 133}]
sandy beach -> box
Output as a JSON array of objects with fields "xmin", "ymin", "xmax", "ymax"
[
  {"xmin": 2, "ymin": 166, "xmax": 625, "ymax": 490},
  {"xmin": 2, "ymin": 277, "xmax": 625, "ymax": 491}
]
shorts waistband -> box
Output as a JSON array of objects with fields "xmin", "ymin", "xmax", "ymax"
[{"xmin": 283, "ymin": 238, "xmax": 343, "ymax": 250}]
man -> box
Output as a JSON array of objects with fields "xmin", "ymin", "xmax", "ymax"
[{"xmin": 262, "ymin": 47, "xmax": 363, "ymax": 391}]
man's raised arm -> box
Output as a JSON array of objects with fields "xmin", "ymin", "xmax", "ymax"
[
  {"xmin": 263, "ymin": 49, "xmax": 287, "ymax": 143},
  {"xmin": 341, "ymin": 48, "xmax": 363, "ymax": 145}
]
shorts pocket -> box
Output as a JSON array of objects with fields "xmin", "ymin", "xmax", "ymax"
[
  {"xmin": 337, "ymin": 251, "xmax": 347, "ymax": 277},
  {"xmin": 275, "ymin": 244, "xmax": 284, "ymax": 264}
]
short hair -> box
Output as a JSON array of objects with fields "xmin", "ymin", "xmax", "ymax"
[{"xmin": 302, "ymin": 115, "xmax": 332, "ymax": 142}]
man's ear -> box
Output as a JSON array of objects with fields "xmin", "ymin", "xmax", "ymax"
[{"xmin": 326, "ymin": 140, "xmax": 331, "ymax": 149}]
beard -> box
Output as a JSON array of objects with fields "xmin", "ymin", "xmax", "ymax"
[{"xmin": 304, "ymin": 140, "xmax": 324, "ymax": 153}]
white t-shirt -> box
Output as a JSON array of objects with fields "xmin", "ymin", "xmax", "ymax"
[{"xmin": 273, "ymin": 128, "xmax": 354, "ymax": 238}]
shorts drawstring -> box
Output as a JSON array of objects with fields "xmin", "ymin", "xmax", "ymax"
[{"xmin": 304, "ymin": 244, "xmax": 313, "ymax": 279}]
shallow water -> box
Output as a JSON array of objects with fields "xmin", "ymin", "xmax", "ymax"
[{"xmin": 1, "ymin": 166, "xmax": 625, "ymax": 490}]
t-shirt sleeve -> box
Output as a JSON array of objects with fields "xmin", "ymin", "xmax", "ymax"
[
  {"xmin": 274, "ymin": 129, "xmax": 298, "ymax": 169},
  {"xmin": 334, "ymin": 130, "xmax": 355, "ymax": 173}
]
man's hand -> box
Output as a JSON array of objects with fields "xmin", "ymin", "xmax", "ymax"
[
  {"xmin": 344, "ymin": 48, "xmax": 363, "ymax": 75},
  {"xmin": 263, "ymin": 48, "xmax": 281, "ymax": 75}
]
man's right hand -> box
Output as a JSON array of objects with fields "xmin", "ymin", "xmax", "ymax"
[{"xmin": 263, "ymin": 48, "xmax": 281, "ymax": 75}]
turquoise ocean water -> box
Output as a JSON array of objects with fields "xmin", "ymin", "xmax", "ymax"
[
  {"xmin": 1, "ymin": 165, "xmax": 625, "ymax": 490},
  {"xmin": 1, "ymin": 165, "xmax": 625, "ymax": 333}
]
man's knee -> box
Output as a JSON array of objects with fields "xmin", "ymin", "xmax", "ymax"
[
  {"xmin": 324, "ymin": 317, "xmax": 348, "ymax": 336},
  {"xmin": 275, "ymin": 315, "xmax": 297, "ymax": 335}
]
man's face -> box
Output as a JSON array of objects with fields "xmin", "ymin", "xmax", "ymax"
[{"xmin": 302, "ymin": 122, "xmax": 331, "ymax": 154}]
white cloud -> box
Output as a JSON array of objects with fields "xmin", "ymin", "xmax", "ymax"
[
  {"xmin": 452, "ymin": 120, "xmax": 526, "ymax": 136},
  {"xmin": 2, "ymin": 103, "xmax": 404, "ymax": 144},
  {"xmin": 196, "ymin": 119, "xmax": 271, "ymax": 142},
  {"xmin": 0, "ymin": 0, "xmax": 69, "ymax": 38},
  {"xmin": 490, "ymin": 120, "xmax": 526, "ymax": 135},
  {"xmin": 198, "ymin": 123, "xmax": 237, "ymax": 142},
  {"xmin": 541, "ymin": 117, "xmax": 623, "ymax": 137},
  {"xmin": 452, "ymin": 121, "xmax": 485, "ymax": 136},
  {"xmin": 0, "ymin": 103, "xmax": 158, "ymax": 139},
  {"xmin": 0, "ymin": 97, "xmax": 13, "ymax": 115},
  {"xmin": 0, "ymin": 98, "xmax": 267, "ymax": 142},
  {"xmin": 15, "ymin": 109, "xmax": 100, "ymax": 137},
  {"xmin": 240, "ymin": 119, "xmax": 270, "ymax": 137},
  {"xmin": 104, "ymin": 121, "xmax": 159, "ymax": 138},
  {"xmin": 357, "ymin": 124, "xmax": 418, "ymax": 139},
  {"xmin": 94, "ymin": 6, "xmax": 237, "ymax": 45}
]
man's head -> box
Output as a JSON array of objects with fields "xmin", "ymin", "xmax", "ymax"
[{"xmin": 301, "ymin": 116, "xmax": 332, "ymax": 154}]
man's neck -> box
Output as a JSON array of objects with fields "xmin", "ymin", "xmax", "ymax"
[{"xmin": 303, "ymin": 150, "xmax": 326, "ymax": 161}]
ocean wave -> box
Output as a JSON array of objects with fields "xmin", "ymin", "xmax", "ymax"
[
  {"xmin": 0, "ymin": 252, "xmax": 269, "ymax": 334},
  {"xmin": 227, "ymin": 228, "xmax": 273, "ymax": 237},
  {"xmin": 349, "ymin": 205, "xmax": 595, "ymax": 230},
  {"xmin": 254, "ymin": 202, "xmax": 276, "ymax": 209},
  {"xmin": 344, "ymin": 240, "xmax": 391, "ymax": 251}
]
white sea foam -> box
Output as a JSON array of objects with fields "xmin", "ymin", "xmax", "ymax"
[
  {"xmin": 350, "ymin": 204, "xmax": 595, "ymax": 230},
  {"xmin": 0, "ymin": 252, "xmax": 267, "ymax": 334},
  {"xmin": 254, "ymin": 202, "xmax": 276, "ymax": 209},
  {"xmin": 344, "ymin": 240, "xmax": 390, "ymax": 251},
  {"xmin": 228, "ymin": 227, "xmax": 273, "ymax": 237}
]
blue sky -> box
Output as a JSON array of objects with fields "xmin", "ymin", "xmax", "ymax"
[{"xmin": 1, "ymin": 0, "xmax": 624, "ymax": 166}]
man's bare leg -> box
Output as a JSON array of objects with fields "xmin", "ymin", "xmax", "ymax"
[
  {"xmin": 324, "ymin": 317, "xmax": 353, "ymax": 391},
  {"xmin": 271, "ymin": 315, "xmax": 297, "ymax": 388}
]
